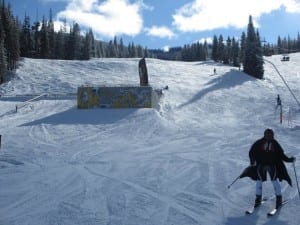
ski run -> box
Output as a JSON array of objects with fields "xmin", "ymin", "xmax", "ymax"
[{"xmin": 0, "ymin": 54, "xmax": 300, "ymax": 225}]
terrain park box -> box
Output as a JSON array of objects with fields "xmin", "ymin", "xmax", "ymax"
[{"xmin": 77, "ymin": 86, "xmax": 159, "ymax": 109}]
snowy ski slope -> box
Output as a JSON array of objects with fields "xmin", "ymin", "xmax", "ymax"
[{"xmin": 0, "ymin": 54, "xmax": 300, "ymax": 225}]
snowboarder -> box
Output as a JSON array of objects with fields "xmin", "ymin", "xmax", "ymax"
[{"xmin": 248, "ymin": 129, "xmax": 295, "ymax": 209}]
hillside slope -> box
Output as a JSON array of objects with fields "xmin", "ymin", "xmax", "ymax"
[{"xmin": 0, "ymin": 55, "xmax": 299, "ymax": 225}]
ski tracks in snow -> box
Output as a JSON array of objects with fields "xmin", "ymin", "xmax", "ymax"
[{"xmin": 81, "ymin": 163, "xmax": 220, "ymax": 225}]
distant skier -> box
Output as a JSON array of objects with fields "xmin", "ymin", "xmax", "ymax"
[
  {"xmin": 247, "ymin": 129, "xmax": 295, "ymax": 209},
  {"xmin": 213, "ymin": 68, "xmax": 217, "ymax": 75},
  {"xmin": 276, "ymin": 94, "xmax": 281, "ymax": 110}
]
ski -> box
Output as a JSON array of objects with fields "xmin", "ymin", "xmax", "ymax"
[{"xmin": 267, "ymin": 199, "xmax": 290, "ymax": 217}]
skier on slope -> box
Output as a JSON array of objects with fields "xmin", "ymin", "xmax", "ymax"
[
  {"xmin": 276, "ymin": 94, "xmax": 282, "ymax": 110},
  {"xmin": 276, "ymin": 94, "xmax": 281, "ymax": 107},
  {"xmin": 248, "ymin": 129, "xmax": 296, "ymax": 209}
]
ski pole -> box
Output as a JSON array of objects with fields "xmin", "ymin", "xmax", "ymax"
[
  {"xmin": 227, "ymin": 175, "xmax": 240, "ymax": 189},
  {"xmin": 292, "ymin": 161, "xmax": 300, "ymax": 200}
]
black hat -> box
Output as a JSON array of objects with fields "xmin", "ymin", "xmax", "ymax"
[{"xmin": 264, "ymin": 128, "xmax": 274, "ymax": 137}]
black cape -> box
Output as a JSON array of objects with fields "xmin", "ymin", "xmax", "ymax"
[
  {"xmin": 239, "ymin": 163, "xmax": 292, "ymax": 186},
  {"xmin": 245, "ymin": 138, "xmax": 293, "ymax": 186}
]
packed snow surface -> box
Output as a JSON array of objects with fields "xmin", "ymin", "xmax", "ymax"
[{"xmin": 0, "ymin": 55, "xmax": 300, "ymax": 225}]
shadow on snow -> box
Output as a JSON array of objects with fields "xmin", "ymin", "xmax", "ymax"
[
  {"xmin": 178, "ymin": 69, "xmax": 255, "ymax": 108},
  {"xmin": 20, "ymin": 107, "xmax": 138, "ymax": 126}
]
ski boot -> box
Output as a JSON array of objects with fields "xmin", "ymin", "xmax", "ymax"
[
  {"xmin": 276, "ymin": 195, "xmax": 282, "ymax": 209},
  {"xmin": 254, "ymin": 195, "xmax": 262, "ymax": 207}
]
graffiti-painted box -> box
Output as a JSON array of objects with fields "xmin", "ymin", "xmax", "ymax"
[{"xmin": 77, "ymin": 86, "xmax": 156, "ymax": 109}]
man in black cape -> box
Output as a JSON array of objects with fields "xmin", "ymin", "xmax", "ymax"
[{"xmin": 240, "ymin": 129, "xmax": 295, "ymax": 209}]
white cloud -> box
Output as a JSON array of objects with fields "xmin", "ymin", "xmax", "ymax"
[
  {"xmin": 53, "ymin": 20, "xmax": 70, "ymax": 33},
  {"xmin": 145, "ymin": 26, "xmax": 175, "ymax": 39},
  {"xmin": 56, "ymin": 0, "xmax": 144, "ymax": 37},
  {"xmin": 197, "ymin": 37, "xmax": 212, "ymax": 44},
  {"xmin": 172, "ymin": 0, "xmax": 300, "ymax": 32},
  {"xmin": 162, "ymin": 45, "xmax": 170, "ymax": 52}
]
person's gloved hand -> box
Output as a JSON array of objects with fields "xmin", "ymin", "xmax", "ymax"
[{"xmin": 290, "ymin": 156, "xmax": 296, "ymax": 163}]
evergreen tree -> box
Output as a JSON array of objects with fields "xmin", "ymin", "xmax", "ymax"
[
  {"xmin": 119, "ymin": 37, "xmax": 127, "ymax": 57},
  {"xmin": 243, "ymin": 15, "xmax": 264, "ymax": 79},
  {"xmin": 0, "ymin": 38, "xmax": 6, "ymax": 83},
  {"xmin": 113, "ymin": 36, "xmax": 118, "ymax": 57},
  {"xmin": 181, "ymin": 44, "xmax": 189, "ymax": 61},
  {"xmin": 54, "ymin": 29, "xmax": 65, "ymax": 59},
  {"xmin": 0, "ymin": 15, "xmax": 6, "ymax": 83},
  {"xmin": 239, "ymin": 32, "xmax": 246, "ymax": 65},
  {"xmin": 277, "ymin": 36, "xmax": 282, "ymax": 54},
  {"xmin": 223, "ymin": 36, "xmax": 231, "ymax": 64},
  {"xmin": 32, "ymin": 19, "xmax": 41, "ymax": 58},
  {"xmin": 107, "ymin": 40, "xmax": 114, "ymax": 57},
  {"xmin": 96, "ymin": 40, "xmax": 105, "ymax": 58},
  {"xmin": 255, "ymin": 30, "xmax": 264, "ymax": 77},
  {"xmin": 144, "ymin": 46, "xmax": 150, "ymax": 58},
  {"xmin": 287, "ymin": 35, "xmax": 292, "ymax": 53},
  {"xmin": 20, "ymin": 14, "xmax": 32, "ymax": 57},
  {"xmin": 47, "ymin": 9, "xmax": 55, "ymax": 58},
  {"xmin": 128, "ymin": 42, "xmax": 137, "ymax": 57},
  {"xmin": 65, "ymin": 22, "xmax": 82, "ymax": 59},
  {"xmin": 81, "ymin": 28, "xmax": 95, "ymax": 60},
  {"xmin": 217, "ymin": 35, "xmax": 225, "ymax": 62},
  {"xmin": 1, "ymin": 1, "xmax": 19, "ymax": 69},
  {"xmin": 136, "ymin": 45, "xmax": 144, "ymax": 58},
  {"xmin": 73, "ymin": 23, "xmax": 82, "ymax": 59},
  {"xmin": 211, "ymin": 35, "xmax": 218, "ymax": 61},
  {"xmin": 10, "ymin": 14, "xmax": 19, "ymax": 69},
  {"xmin": 297, "ymin": 33, "xmax": 300, "ymax": 51},
  {"xmin": 40, "ymin": 16, "xmax": 49, "ymax": 58},
  {"xmin": 231, "ymin": 37, "xmax": 240, "ymax": 67},
  {"xmin": 203, "ymin": 40, "xmax": 208, "ymax": 60},
  {"xmin": 64, "ymin": 25, "xmax": 73, "ymax": 59},
  {"xmin": 88, "ymin": 28, "xmax": 95, "ymax": 58}
]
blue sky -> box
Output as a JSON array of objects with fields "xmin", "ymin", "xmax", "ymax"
[{"xmin": 7, "ymin": 0, "xmax": 300, "ymax": 50}]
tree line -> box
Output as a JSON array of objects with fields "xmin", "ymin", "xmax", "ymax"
[
  {"xmin": 0, "ymin": 1, "xmax": 19, "ymax": 83},
  {"xmin": 152, "ymin": 31, "xmax": 300, "ymax": 65},
  {"xmin": 152, "ymin": 15, "xmax": 300, "ymax": 79},
  {"xmin": 19, "ymin": 13, "xmax": 152, "ymax": 60},
  {"xmin": 1, "ymin": 0, "xmax": 300, "ymax": 83},
  {"xmin": 0, "ymin": 2, "xmax": 152, "ymax": 84},
  {"xmin": 150, "ymin": 16, "xmax": 264, "ymax": 78}
]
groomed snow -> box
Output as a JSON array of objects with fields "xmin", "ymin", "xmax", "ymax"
[{"xmin": 0, "ymin": 54, "xmax": 299, "ymax": 225}]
